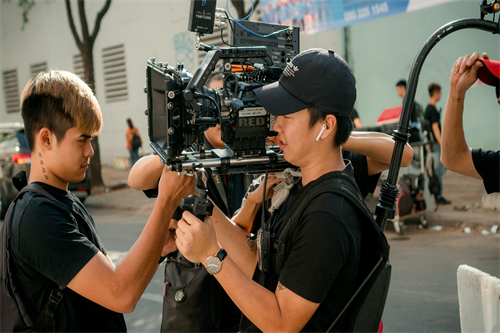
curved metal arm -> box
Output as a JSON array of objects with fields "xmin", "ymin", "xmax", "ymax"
[{"xmin": 375, "ymin": 18, "xmax": 499, "ymax": 230}]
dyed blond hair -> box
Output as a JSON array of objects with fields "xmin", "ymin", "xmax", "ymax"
[{"xmin": 21, "ymin": 70, "xmax": 102, "ymax": 150}]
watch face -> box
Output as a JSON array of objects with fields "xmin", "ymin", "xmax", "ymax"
[{"xmin": 206, "ymin": 256, "xmax": 222, "ymax": 274}]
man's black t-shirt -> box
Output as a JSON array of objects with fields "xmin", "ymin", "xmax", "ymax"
[
  {"xmin": 240, "ymin": 164, "xmax": 363, "ymax": 332},
  {"xmin": 424, "ymin": 105, "xmax": 441, "ymax": 143},
  {"xmin": 472, "ymin": 148, "xmax": 500, "ymax": 194},
  {"xmin": 9, "ymin": 182, "xmax": 127, "ymax": 332}
]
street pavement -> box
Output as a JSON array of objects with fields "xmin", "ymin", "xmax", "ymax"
[{"xmin": 86, "ymin": 165, "xmax": 500, "ymax": 233}]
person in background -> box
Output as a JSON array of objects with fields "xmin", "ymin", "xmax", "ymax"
[
  {"xmin": 424, "ymin": 83, "xmax": 451, "ymax": 205},
  {"xmin": 126, "ymin": 118, "xmax": 141, "ymax": 167},
  {"xmin": 396, "ymin": 79, "xmax": 424, "ymax": 143},
  {"xmin": 441, "ymin": 52, "xmax": 500, "ymax": 194}
]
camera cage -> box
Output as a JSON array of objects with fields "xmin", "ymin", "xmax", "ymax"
[{"xmin": 146, "ymin": 17, "xmax": 299, "ymax": 175}]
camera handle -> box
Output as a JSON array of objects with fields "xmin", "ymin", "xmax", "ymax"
[
  {"xmin": 375, "ymin": 16, "xmax": 499, "ymax": 231},
  {"xmin": 180, "ymin": 169, "xmax": 214, "ymax": 221}
]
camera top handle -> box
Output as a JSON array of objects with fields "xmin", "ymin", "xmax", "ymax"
[{"xmin": 375, "ymin": 17, "xmax": 500, "ymax": 231}]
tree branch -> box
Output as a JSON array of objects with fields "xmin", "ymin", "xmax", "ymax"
[
  {"xmin": 231, "ymin": 0, "xmax": 244, "ymax": 19},
  {"xmin": 244, "ymin": 0, "xmax": 258, "ymax": 19},
  {"xmin": 78, "ymin": 0, "xmax": 90, "ymax": 41},
  {"xmin": 65, "ymin": 0, "xmax": 83, "ymax": 51},
  {"xmin": 91, "ymin": 0, "xmax": 111, "ymax": 44}
]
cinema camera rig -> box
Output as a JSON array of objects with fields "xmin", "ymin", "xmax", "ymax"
[{"xmin": 145, "ymin": 0, "xmax": 300, "ymax": 176}]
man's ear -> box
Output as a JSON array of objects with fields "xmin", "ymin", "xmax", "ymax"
[
  {"xmin": 38, "ymin": 127, "xmax": 54, "ymax": 151},
  {"xmin": 318, "ymin": 114, "xmax": 337, "ymax": 141}
]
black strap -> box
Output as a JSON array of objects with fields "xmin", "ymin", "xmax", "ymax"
[
  {"xmin": 33, "ymin": 288, "xmax": 64, "ymax": 332},
  {"xmin": 211, "ymin": 174, "xmax": 228, "ymax": 210},
  {"xmin": 206, "ymin": 172, "xmax": 229, "ymax": 216},
  {"xmin": 2, "ymin": 181, "xmax": 65, "ymax": 332}
]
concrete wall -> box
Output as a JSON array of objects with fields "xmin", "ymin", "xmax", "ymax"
[
  {"xmin": 457, "ymin": 264, "xmax": 500, "ymax": 332},
  {"xmin": 1, "ymin": 0, "xmax": 498, "ymax": 166}
]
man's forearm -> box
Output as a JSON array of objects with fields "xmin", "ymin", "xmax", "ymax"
[
  {"xmin": 441, "ymin": 91, "xmax": 468, "ymax": 166},
  {"xmin": 210, "ymin": 205, "xmax": 258, "ymax": 278},
  {"xmin": 232, "ymin": 195, "xmax": 262, "ymax": 232},
  {"xmin": 343, "ymin": 131, "xmax": 414, "ymax": 171},
  {"xmin": 128, "ymin": 155, "xmax": 163, "ymax": 190},
  {"xmin": 441, "ymin": 91, "xmax": 481, "ymax": 179},
  {"xmin": 114, "ymin": 197, "xmax": 177, "ymax": 308},
  {"xmin": 213, "ymin": 256, "xmax": 317, "ymax": 332}
]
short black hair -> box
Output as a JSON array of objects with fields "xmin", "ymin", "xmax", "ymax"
[
  {"xmin": 308, "ymin": 107, "xmax": 352, "ymax": 147},
  {"xmin": 428, "ymin": 83, "xmax": 441, "ymax": 97},
  {"xmin": 396, "ymin": 79, "xmax": 406, "ymax": 88}
]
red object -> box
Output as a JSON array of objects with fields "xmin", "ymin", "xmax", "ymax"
[
  {"xmin": 378, "ymin": 320, "xmax": 383, "ymax": 333},
  {"xmin": 376, "ymin": 105, "xmax": 402, "ymax": 125},
  {"xmin": 12, "ymin": 153, "xmax": 31, "ymax": 165},
  {"xmin": 478, "ymin": 58, "xmax": 500, "ymax": 86}
]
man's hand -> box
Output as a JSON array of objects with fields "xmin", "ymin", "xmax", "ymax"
[
  {"xmin": 161, "ymin": 219, "xmax": 179, "ymax": 257},
  {"xmin": 176, "ymin": 211, "xmax": 220, "ymax": 265},
  {"xmin": 450, "ymin": 52, "xmax": 488, "ymax": 98},
  {"xmin": 157, "ymin": 168, "xmax": 196, "ymax": 206},
  {"xmin": 247, "ymin": 174, "xmax": 283, "ymax": 205}
]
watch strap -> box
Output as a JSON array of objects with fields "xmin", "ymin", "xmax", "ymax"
[{"xmin": 216, "ymin": 248, "xmax": 227, "ymax": 262}]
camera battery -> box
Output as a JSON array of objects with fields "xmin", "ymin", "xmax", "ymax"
[{"xmin": 188, "ymin": 0, "xmax": 217, "ymax": 35}]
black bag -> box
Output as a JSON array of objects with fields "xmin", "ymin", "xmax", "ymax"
[
  {"xmin": 161, "ymin": 171, "xmax": 248, "ymax": 333},
  {"xmin": 131, "ymin": 134, "xmax": 141, "ymax": 149},
  {"xmin": 161, "ymin": 251, "xmax": 222, "ymax": 332},
  {"xmin": 1, "ymin": 182, "xmax": 64, "ymax": 332},
  {"xmin": 272, "ymin": 171, "xmax": 390, "ymax": 332},
  {"xmin": 426, "ymin": 154, "xmax": 441, "ymax": 199}
]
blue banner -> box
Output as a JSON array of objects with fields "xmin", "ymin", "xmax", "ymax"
[{"xmin": 259, "ymin": 0, "xmax": 411, "ymax": 35}]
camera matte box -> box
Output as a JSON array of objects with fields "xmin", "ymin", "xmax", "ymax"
[{"xmin": 188, "ymin": 0, "xmax": 217, "ymax": 34}]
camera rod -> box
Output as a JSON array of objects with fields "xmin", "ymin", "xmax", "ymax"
[
  {"xmin": 375, "ymin": 18, "xmax": 499, "ymax": 231},
  {"xmin": 150, "ymin": 140, "xmax": 291, "ymax": 175}
]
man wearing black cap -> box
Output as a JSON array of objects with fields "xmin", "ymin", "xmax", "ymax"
[
  {"xmin": 174, "ymin": 49, "xmax": 367, "ymax": 332},
  {"xmin": 441, "ymin": 52, "xmax": 500, "ymax": 194}
]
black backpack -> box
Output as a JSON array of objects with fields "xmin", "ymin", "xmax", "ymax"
[
  {"xmin": 272, "ymin": 171, "xmax": 391, "ymax": 332},
  {"xmin": 1, "ymin": 182, "xmax": 64, "ymax": 332},
  {"xmin": 131, "ymin": 134, "xmax": 142, "ymax": 149}
]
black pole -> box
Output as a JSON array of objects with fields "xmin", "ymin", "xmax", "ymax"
[{"xmin": 375, "ymin": 18, "xmax": 499, "ymax": 231}]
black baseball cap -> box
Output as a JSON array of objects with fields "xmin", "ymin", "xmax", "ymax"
[{"xmin": 254, "ymin": 48, "xmax": 356, "ymax": 116}]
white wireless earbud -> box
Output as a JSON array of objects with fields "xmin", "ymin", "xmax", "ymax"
[{"xmin": 316, "ymin": 124, "xmax": 327, "ymax": 141}]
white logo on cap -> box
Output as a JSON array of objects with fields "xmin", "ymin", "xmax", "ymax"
[{"xmin": 283, "ymin": 63, "xmax": 299, "ymax": 77}]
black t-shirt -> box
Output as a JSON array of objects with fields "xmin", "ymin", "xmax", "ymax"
[
  {"xmin": 424, "ymin": 105, "xmax": 440, "ymax": 143},
  {"xmin": 472, "ymin": 148, "xmax": 500, "ymax": 194},
  {"xmin": 9, "ymin": 182, "xmax": 127, "ymax": 332},
  {"xmin": 411, "ymin": 102, "xmax": 424, "ymax": 123},
  {"xmin": 240, "ymin": 164, "xmax": 363, "ymax": 332}
]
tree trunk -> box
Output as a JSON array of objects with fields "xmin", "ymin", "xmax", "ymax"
[
  {"xmin": 81, "ymin": 42, "xmax": 105, "ymax": 192},
  {"xmin": 66, "ymin": 0, "xmax": 111, "ymax": 193},
  {"xmin": 231, "ymin": 0, "xmax": 259, "ymax": 20}
]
